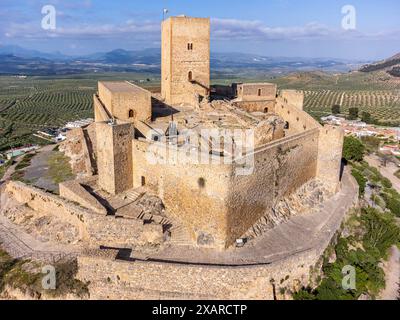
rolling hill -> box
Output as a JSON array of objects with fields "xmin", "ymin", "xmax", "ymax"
[{"xmin": 360, "ymin": 52, "xmax": 400, "ymax": 77}]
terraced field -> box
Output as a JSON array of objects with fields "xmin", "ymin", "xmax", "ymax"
[
  {"xmin": 0, "ymin": 69, "xmax": 399, "ymax": 151},
  {"xmin": 304, "ymin": 90, "xmax": 400, "ymax": 125},
  {"xmin": 0, "ymin": 73, "xmax": 160, "ymax": 151}
]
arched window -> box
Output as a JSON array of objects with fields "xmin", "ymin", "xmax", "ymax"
[
  {"xmin": 188, "ymin": 71, "xmax": 193, "ymax": 82},
  {"xmin": 128, "ymin": 109, "xmax": 135, "ymax": 118},
  {"xmin": 284, "ymin": 121, "xmax": 290, "ymax": 130},
  {"xmin": 258, "ymin": 89, "xmax": 262, "ymax": 96},
  {"xmin": 264, "ymin": 107, "xmax": 269, "ymax": 113}
]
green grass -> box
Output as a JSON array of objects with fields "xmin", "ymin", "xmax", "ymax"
[
  {"xmin": 0, "ymin": 247, "xmax": 89, "ymax": 299},
  {"xmin": 9, "ymin": 153, "xmax": 36, "ymax": 183},
  {"xmin": 46, "ymin": 151, "xmax": 74, "ymax": 184},
  {"xmin": 0, "ymin": 160, "xmax": 12, "ymax": 180}
]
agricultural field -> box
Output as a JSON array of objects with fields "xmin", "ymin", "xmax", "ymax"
[
  {"xmin": 269, "ymin": 70, "xmax": 400, "ymax": 125},
  {"xmin": 0, "ymin": 69, "xmax": 399, "ymax": 152},
  {"xmin": 0, "ymin": 73, "xmax": 160, "ymax": 152},
  {"xmin": 304, "ymin": 90, "xmax": 400, "ymax": 125}
]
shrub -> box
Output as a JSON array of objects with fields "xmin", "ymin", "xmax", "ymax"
[
  {"xmin": 351, "ymin": 169, "xmax": 367, "ymax": 195},
  {"xmin": 343, "ymin": 136, "xmax": 365, "ymax": 162}
]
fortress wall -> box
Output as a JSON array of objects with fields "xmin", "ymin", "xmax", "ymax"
[
  {"xmin": 98, "ymin": 82, "xmax": 152, "ymax": 123},
  {"xmin": 76, "ymin": 170, "xmax": 360, "ymax": 300},
  {"xmin": 317, "ymin": 125, "xmax": 345, "ymax": 193},
  {"xmin": 233, "ymin": 100, "xmax": 276, "ymax": 113},
  {"xmin": 5, "ymin": 181, "xmax": 163, "ymax": 248},
  {"xmin": 132, "ymin": 139, "xmax": 232, "ymax": 248},
  {"xmin": 98, "ymin": 82, "xmax": 114, "ymax": 115},
  {"xmin": 94, "ymin": 95, "xmax": 111, "ymax": 122},
  {"xmin": 280, "ymin": 90, "xmax": 304, "ymax": 110},
  {"xmin": 161, "ymin": 18, "xmax": 172, "ymax": 103},
  {"xmin": 226, "ymin": 129, "xmax": 320, "ymax": 245},
  {"xmin": 275, "ymin": 96, "xmax": 320, "ymax": 135},
  {"xmin": 6, "ymin": 181, "xmax": 89, "ymax": 240},
  {"xmin": 59, "ymin": 180, "xmax": 107, "ymax": 215},
  {"xmin": 76, "ymin": 248, "xmax": 318, "ymax": 300},
  {"xmin": 237, "ymin": 83, "xmax": 277, "ymax": 101}
]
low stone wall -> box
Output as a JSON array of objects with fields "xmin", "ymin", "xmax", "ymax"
[
  {"xmin": 76, "ymin": 170, "xmax": 359, "ymax": 300},
  {"xmin": 233, "ymin": 100, "xmax": 275, "ymax": 113},
  {"xmin": 77, "ymin": 249, "xmax": 317, "ymax": 300},
  {"xmin": 59, "ymin": 180, "xmax": 107, "ymax": 215},
  {"xmin": 5, "ymin": 181, "xmax": 164, "ymax": 248}
]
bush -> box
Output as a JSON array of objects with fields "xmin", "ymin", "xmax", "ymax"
[
  {"xmin": 332, "ymin": 105, "xmax": 341, "ymax": 115},
  {"xmin": 343, "ymin": 136, "xmax": 365, "ymax": 162},
  {"xmin": 293, "ymin": 208, "xmax": 400, "ymax": 300},
  {"xmin": 348, "ymin": 107, "xmax": 359, "ymax": 120},
  {"xmin": 351, "ymin": 169, "xmax": 367, "ymax": 195}
]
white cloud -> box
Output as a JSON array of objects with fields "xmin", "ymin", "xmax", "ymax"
[
  {"xmin": 2, "ymin": 17, "xmax": 399, "ymax": 42},
  {"xmin": 211, "ymin": 18, "xmax": 400, "ymax": 41}
]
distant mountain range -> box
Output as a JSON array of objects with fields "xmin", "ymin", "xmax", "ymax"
[{"xmin": 0, "ymin": 45, "xmax": 368, "ymax": 76}]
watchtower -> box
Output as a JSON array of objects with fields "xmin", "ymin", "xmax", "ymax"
[{"xmin": 161, "ymin": 16, "xmax": 210, "ymax": 106}]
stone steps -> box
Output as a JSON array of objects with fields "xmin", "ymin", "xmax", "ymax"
[
  {"xmin": 168, "ymin": 225, "xmax": 193, "ymax": 246},
  {"xmin": 125, "ymin": 190, "xmax": 144, "ymax": 202}
]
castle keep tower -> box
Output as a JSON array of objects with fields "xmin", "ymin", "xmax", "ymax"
[{"xmin": 161, "ymin": 16, "xmax": 210, "ymax": 105}]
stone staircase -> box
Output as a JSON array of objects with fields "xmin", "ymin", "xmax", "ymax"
[
  {"xmin": 125, "ymin": 189, "xmax": 144, "ymax": 203},
  {"xmin": 168, "ymin": 224, "xmax": 193, "ymax": 246}
]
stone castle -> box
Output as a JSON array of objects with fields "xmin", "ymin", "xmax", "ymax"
[
  {"xmin": 0, "ymin": 15, "xmax": 355, "ymax": 300},
  {"xmin": 93, "ymin": 15, "xmax": 344, "ymax": 249}
]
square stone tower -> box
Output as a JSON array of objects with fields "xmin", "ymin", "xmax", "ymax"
[
  {"xmin": 96, "ymin": 121, "xmax": 134, "ymax": 195},
  {"xmin": 161, "ymin": 16, "xmax": 210, "ymax": 106},
  {"xmin": 95, "ymin": 81, "xmax": 151, "ymax": 124}
]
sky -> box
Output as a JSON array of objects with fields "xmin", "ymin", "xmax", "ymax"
[{"xmin": 0, "ymin": 0, "xmax": 399, "ymax": 60}]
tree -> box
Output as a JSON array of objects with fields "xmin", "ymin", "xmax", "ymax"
[
  {"xmin": 348, "ymin": 107, "xmax": 359, "ymax": 120},
  {"xmin": 343, "ymin": 136, "xmax": 365, "ymax": 162},
  {"xmin": 332, "ymin": 105, "xmax": 341, "ymax": 115},
  {"xmin": 361, "ymin": 111, "xmax": 372, "ymax": 123}
]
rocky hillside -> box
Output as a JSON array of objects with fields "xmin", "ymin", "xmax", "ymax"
[{"xmin": 360, "ymin": 53, "xmax": 400, "ymax": 77}]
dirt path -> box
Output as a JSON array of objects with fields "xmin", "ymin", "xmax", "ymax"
[{"xmin": 379, "ymin": 246, "xmax": 400, "ymax": 300}]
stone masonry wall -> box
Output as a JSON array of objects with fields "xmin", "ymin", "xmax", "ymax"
[
  {"xmin": 237, "ymin": 83, "xmax": 277, "ymax": 101},
  {"xmin": 5, "ymin": 181, "xmax": 163, "ymax": 248},
  {"xmin": 59, "ymin": 180, "xmax": 107, "ymax": 215},
  {"xmin": 233, "ymin": 100, "xmax": 276, "ymax": 113},
  {"xmin": 226, "ymin": 129, "xmax": 320, "ymax": 245},
  {"xmin": 317, "ymin": 125, "xmax": 345, "ymax": 193},
  {"xmin": 76, "ymin": 171, "xmax": 359, "ymax": 300},
  {"xmin": 96, "ymin": 122, "xmax": 133, "ymax": 195},
  {"xmin": 280, "ymin": 90, "xmax": 304, "ymax": 110},
  {"xmin": 98, "ymin": 82, "xmax": 152, "ymax": 123},
  {"xmin": 132, "ymin": 139, "xmax": 232, "ymax": 249},
  {"xmin": 274, "ymin": 96, "xmax": 320, "ymax": 135},
  {"xmin": 76, "ymin": 249, "xmax": 317, "ymax": 300},
  {"xmin": 162, "ymin": 17, "xmax": 210, "ymax": 105}
]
